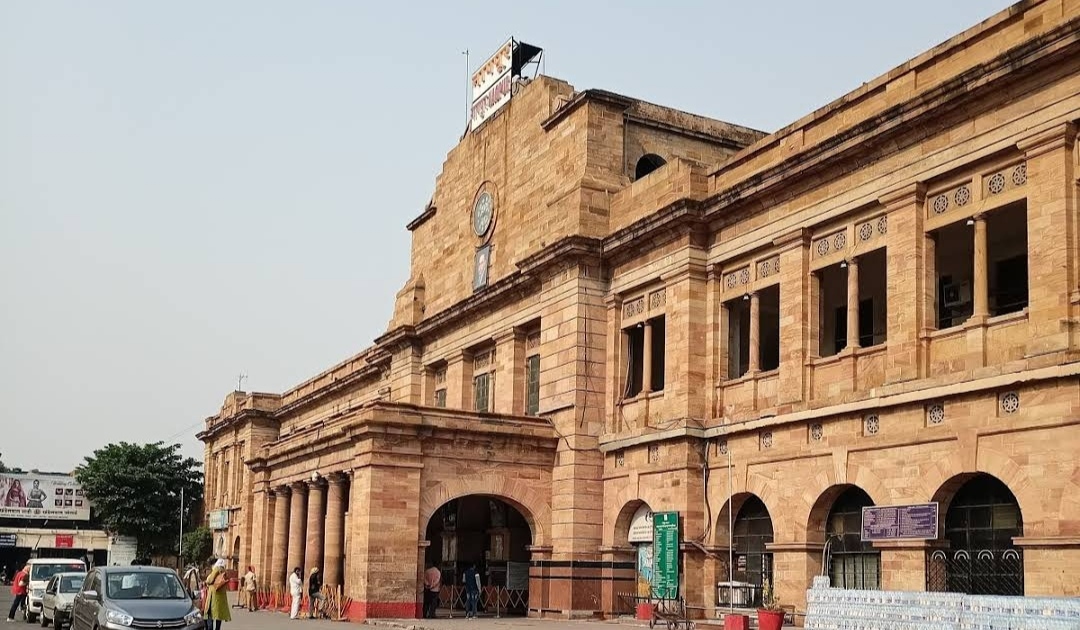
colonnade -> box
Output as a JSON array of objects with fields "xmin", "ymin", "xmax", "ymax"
[{"xmin": 267, "ymin": 473, "xmax": 349, "ymax": 589}]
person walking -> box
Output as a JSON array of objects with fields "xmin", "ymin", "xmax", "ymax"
[
  {"xmin": 422, "ymin": 565, "xmax": 441, "ymax": 619},
  {"xmin": 307, "ymin": 568, "xmax": 323, "ymax": 619},
  {"xmin": 242, "ymin": 566, "xmax": 257, "ymax": 612},
  {"xmin": 288, "ymin": 568, "xmax": 303, "ymax": 620},
  {"xmin": 5, "ymin": 564, "xmax": 29, "ymax": 622},
  {"xmin": 203, "ymin": 558, "xmax": 232, "ymax": 630},
  {"xmin": 463, "ymin": 563, "xmax": 481, "ymax": 619}
]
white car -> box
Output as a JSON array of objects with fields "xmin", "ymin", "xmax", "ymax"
[
  {"xmin": 41, "ymin": 572, "xmax": 86, "ymax": 628},
  {"xmin": 23, "ymin": 559, "xmax": 87, "ymax": 624}
]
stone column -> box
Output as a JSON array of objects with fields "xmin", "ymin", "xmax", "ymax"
[
  {"xmin": 306, "ymin": 480, "xmax": 326, "ymax": 572},
  {"xmin": 972, "ymin": 214, "xmax": 989, "ymax": 320},
  {"xmin": 324, "ymin": 474, "xmax": 348, "ymax": 588},
  {"xmin": 846, "ymin": 258, "xmax": 860, "ymax": 350},
  {"xmin": 748, "ymin": 293, "xmax": 760, "ymax": 372},
  {"xmin": 286, "ymin": 483, "xmax": 308, "ymax": 576},
  {"xmin": 270, "ymin": 487, "xmax": 291, "ymax": 588},
  {"xmin": 1018, "ymin": 124, "xmax": 1076, "ymax": 355},
  {"xmin": 881, "ymin": 184, "xmax": 927, "ymax": 384},
  {"xmin": 642, "ymin": 320, "xmax": 654, "ymax": 393}
]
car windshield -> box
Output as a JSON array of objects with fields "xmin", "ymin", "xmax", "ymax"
[
  {"xmin": 59, "ymin": 576, "xmax": 84, "ymax": 593},
  {"xmin": 106, "ymin": 571, "xmax": 188, "ymax": 600},
  {"xmin": 31, "ymin": 564, "xmax": 85, "ymax": 582}
]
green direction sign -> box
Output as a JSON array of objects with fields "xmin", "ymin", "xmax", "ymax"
[{"xmin": 652, "ymin": 511, "xmax": 679, "ymax": 599}]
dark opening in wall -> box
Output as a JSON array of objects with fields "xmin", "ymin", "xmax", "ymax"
[
  {"xmin": 649, "ymin": 315, "xmax": 666, "ymax": 392},
  {"xmin": 634, "ymin": 154, "xmax": 667, "ymax": 180},
  {"xmin": 759, "ymin": 285, "xmax": 781, "ymax": 371}
]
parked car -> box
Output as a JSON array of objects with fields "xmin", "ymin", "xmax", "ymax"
[
  {"xmin": 41, "ymin": 571, "xmax": 86, "ymax": 628},
  {"xmin": 71, "ymin": 566, "xmax": 203, "ymax": 630},
  {"xmin": 25, "ymin": 559, "xmax": 87, "ymax": 624}
]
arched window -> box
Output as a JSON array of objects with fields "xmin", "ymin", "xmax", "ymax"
[
  {"xmin": 930, "ymin": 473, "xmax": 1024, "ymax": 596},
  {"xmin": 733, "ymin": 496, "xmax": 773, "ymax": 588},
  {"xmin": 825, "ymin": 487, "xmax": 879, "ymax": 589},
  {"xmin": 634, "ymin": 154, "xmax": 667, "ymax": 180}
]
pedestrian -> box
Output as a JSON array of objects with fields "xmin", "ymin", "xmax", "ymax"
[
  {"xmin": 288, "ymin": 568, "xmax": 303, "ymax": 620},
  {"xmin": 243, "ymin": 566, "xmax": 257, "ymax": 612},
  {"xmin": 307, "ymin": 567, "xmax": 323, "ymax": 619},
  {"xmin": 6, "ymin": 564, "xmax": 29, "ymax": 622},
  {"xmin": 202, "ymin": 558, "xmax": 232, "ymax": 630},
  {"xmin": 463, "ymin": 563, "xmax": 481, "ymax": 619},
  {"xmin": 422, "ymin": 564, "xmax": 441, "ymax": 619}
]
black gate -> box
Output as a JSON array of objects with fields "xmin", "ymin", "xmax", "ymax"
[{"xmin": 926, "ymin": 549, "xmax": 1023, "ymax": 596}]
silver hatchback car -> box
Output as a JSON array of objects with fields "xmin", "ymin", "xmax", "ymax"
[
  {"xmin": 70, "ymin": 566, "xmax": 203, "ymax": 630},
  {"xmin": 41, "ymin": 571, "xmax": 86, "ymax": 628}
]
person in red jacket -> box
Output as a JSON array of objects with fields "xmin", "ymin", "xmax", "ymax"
[{"xmin": 7, "ymin": 564, "xmax": 29, "ymax": 621}]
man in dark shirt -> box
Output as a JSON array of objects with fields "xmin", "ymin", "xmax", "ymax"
[
  {"xmin": 308, "ymin": 567, "xmax": 323, "ymax": 619},
  {"xmin": 463, "ymin": 564, "xmax": 481, "ymax": 619}
]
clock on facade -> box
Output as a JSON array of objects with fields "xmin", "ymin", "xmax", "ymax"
[{"xmin": 472, "ymin": 192, "xmax": 494, "ymax": 237}]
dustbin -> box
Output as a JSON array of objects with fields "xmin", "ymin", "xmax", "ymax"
[
  {"xmin": 228, "ymin": 577, "xmax": 239, "ymax": 591},
  {"xmin": 635, "ymin": 602, "xmax": 655, "ymax": 620}
]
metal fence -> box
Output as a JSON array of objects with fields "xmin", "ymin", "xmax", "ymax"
[
  {"xmin": 926, "ymin": 549, "xmax": 1024, "ymax": 597},
  {"xmin": 438, "ymin": 584, "xmax": 528, "ymax": 616}
]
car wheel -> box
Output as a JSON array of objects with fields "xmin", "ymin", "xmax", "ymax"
[
  {"xmin": 39, "ymin": 611, "xmax": 48, "ymax": 627},
  {"xmin": 26, "ymin": 613, "xmax": 38, "ymax": 624}
]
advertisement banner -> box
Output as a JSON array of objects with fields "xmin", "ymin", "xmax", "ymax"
[
  {"xmin": 628, "ymin": 505, "xmax": 653, "ymax": 543},
  {"xmin": 55, "ymin": 534, "xmax": 74, "ymax": 548},
  {"xmin": 0, "ymin": 474, "xmax": 90, "ymax": 521},
  {"xmin": 0, "ymin": 534, "xmax": 16, "ymax": 548}
]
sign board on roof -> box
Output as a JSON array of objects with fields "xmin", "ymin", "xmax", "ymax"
[{"xmin": 469, "ymin": 38, "xmax": 543, "ymax": 131}]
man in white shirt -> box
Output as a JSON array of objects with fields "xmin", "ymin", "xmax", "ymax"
[{"xmin": 288, "ymin": 567, "xmax": 304, "ymax": 619}]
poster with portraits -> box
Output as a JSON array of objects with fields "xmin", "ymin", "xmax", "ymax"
[{"xmin": 0, "ymin": 473, "xmax": 91, "ymax": 520}]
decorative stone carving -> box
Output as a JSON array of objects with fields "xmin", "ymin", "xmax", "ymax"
[
  {"xmin": 864, "ymin": 414, "xmax": 880, "ymax": 435},
  {"xmin": 648, "ymin": 289, "xmax": 667, "ymax": 310},
  {"xmin": 623, "ymin": 296, "xmax": 645, "ymax": 319}
]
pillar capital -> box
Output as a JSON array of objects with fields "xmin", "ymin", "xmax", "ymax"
[
  {"xmin": 327, "ymin": 471, "xmax": 349, "ymax": 486},
  {"xmin": 275, "ymin": 485, "xmax": 292, "ymax": 497},
  {"xmin": 290, "ymin": 481, "xmax": 308, "ymax": 494}
]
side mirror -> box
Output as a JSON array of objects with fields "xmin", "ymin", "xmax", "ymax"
[{"xmin": 82, "ymin": 590, "xmax": 99, "ymax": 601}]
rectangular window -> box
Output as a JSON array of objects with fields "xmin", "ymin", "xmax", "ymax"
[
  {"xmin": 988, "ymin": 201, "xmax": 1028, "ymax": 316},
  {"xmin": 725, "ymin": 297, "xmax": 751, "ymax": 379},
  {"xmin": 648, "ymin": 316, "xmax": 666, "ymax": 392},
  {"xmin": 525, "ymin": 354, "xmax": 540, "ymax": 415},
  {"xmin": 623, "ymin": 325, "xmax": 645, "ymax": 398},
  {"xmin": 858, "ymin": 248, "xmax": 887, "ymax": 347},
  {"xmin": 818, "ymin": 263, "xmax": 848, "ymax": 357},
  {"xmin": 759, "ymin": 286, "xmax": 781, "ymax": 371},
  {"xmin": 431, "ymin": 365, "xmax": 447, "ymax": 408},
  {"xmin": 934, "ymin": 221, "xmax": 974, "ymax": 329},
  {"xmin": 433, "ymin": 388, "xmax": 447, "ymax": 408},
  {"xmin": 473, "ymin": 373, "xmax": 490, "ymax": 412}
]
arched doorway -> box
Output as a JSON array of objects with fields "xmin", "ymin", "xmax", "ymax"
[
  {"xmin": 614, "ymin": 500, "xmax": 654, "ymax": 598},
  {"xmin": 823, "ymin": 487, "xmax": 878, "ymax": 589},
  {"xmin": 424, "ymin": 496, "xmax": 532, "ymax": 616},
  {"xmin": 928, "ymin": 473, "xmax": 1024, "ymax": 595},
  {"xmin": 732, "ymin": 496, "xmax": 773, "ymax": 603},
  {"xmin": 232, "ymin": 536, "xmax": 241, "ymax": 572}
]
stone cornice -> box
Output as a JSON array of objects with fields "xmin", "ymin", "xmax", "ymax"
[
  {"xmin": 601, "ymin": 199, "xmax": 705, "ymax": 266},
  {"xmin": 540, "ymin": 89, "xmax": 635, "ymax": 130},
  {"xmin": 701, "ymin": 19, "xmax": 1080, "ymax": 223},
  {"xmin": 196, "ymin": 408, "xmax": 275, "ymax": 442},
  {"xmin": 406, "ymin": 203, "xmax": 437, "ymax": 232}
]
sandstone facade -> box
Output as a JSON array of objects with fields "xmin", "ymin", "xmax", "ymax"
[{"xmin": 199, "ymin": 0, "xmax": 1080, "ymax": 621}]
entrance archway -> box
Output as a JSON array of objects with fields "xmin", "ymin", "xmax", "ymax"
[
  {"xmin": 928, "ymin": 473, "xmax": 1024, "ymax": 595},
  {"xmin": 232, "ymin": 536, "xmax": 241, "ymax": 571},
  {"xmin": 820, "ymin": 486, "xmax": 878, "ymax": 589},
  {"xmin": 614, "ymin": 500, "xmax": 654, "ymax": 598},
  {"xmin": 733, "ymin": 496, "xmax": 774, "ymax": 589},
  {"xmin": 424, "ymin": 496, "xmax": 532, "ymax": 616}
]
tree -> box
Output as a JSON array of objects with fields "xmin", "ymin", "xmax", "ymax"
[
  {"xmin": 181, "ymin": 526, "xmax": 214, "ymax": 566},
  {"xmin": 0, "ymin": 459, "xmax": 7, "ymax": 473},
  {"xmin": 75, "ymin": 442, "xmax": 203, "ymax": 558}
]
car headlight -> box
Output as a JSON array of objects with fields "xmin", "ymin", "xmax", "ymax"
[
  {"xmin": 31, "ymin": 589, "xmax": 44, "ymax": 598},
  {"xmin": 184, "ymin": 610, "xmax": 203, "ymax": 624},
  {"xmin": 105, "ymin": 609, "xmax": 134, "ymax": 626}
]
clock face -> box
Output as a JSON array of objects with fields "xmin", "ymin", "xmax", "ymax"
[{"xmin": 472, "ymin": 192, "xmax": 493, "ymax": 237}]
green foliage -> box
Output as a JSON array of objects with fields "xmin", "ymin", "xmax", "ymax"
[
  {"xmin": 0, "ymin": 459, "xmax": 7, "ymax": 473},
  {"xmin": 181, "ymin": 526, "xmax": 214, "ymax": 566},
  {"xmin": 75, "ymin": 442, "xmax": 203, "ymax": 558}
]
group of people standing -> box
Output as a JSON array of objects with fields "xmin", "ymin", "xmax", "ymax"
[
  {"xmin": 288, "ymin": 566, "xmax": 324, "ymax": 619},
  {"xmin": 422, "ymin": 563, "xmax": 482, "ymax": 619}
]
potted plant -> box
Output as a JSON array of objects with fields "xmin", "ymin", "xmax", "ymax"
[{"xmin": 756, "ymin": 578, "xmax": 785, "ymax": 630}]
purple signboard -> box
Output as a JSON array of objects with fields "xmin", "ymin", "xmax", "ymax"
[{"xmin": 861, "ymin": 503, "xmax": 939, "ymax": 541}]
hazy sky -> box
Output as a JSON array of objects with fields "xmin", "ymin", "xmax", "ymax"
[{"xmin": 1, "ymin": 1, "xmax": 1009, "ymax": 472}]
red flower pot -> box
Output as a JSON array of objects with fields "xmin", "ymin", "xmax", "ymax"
[{"xmin": 757, "ymin": 609, "xmax": 785, "ymax": 630}]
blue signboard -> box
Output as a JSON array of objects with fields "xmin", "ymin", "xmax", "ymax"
[{"xmin": 861, "ymin": 503, "xmax": 939, "ymax": 541}]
